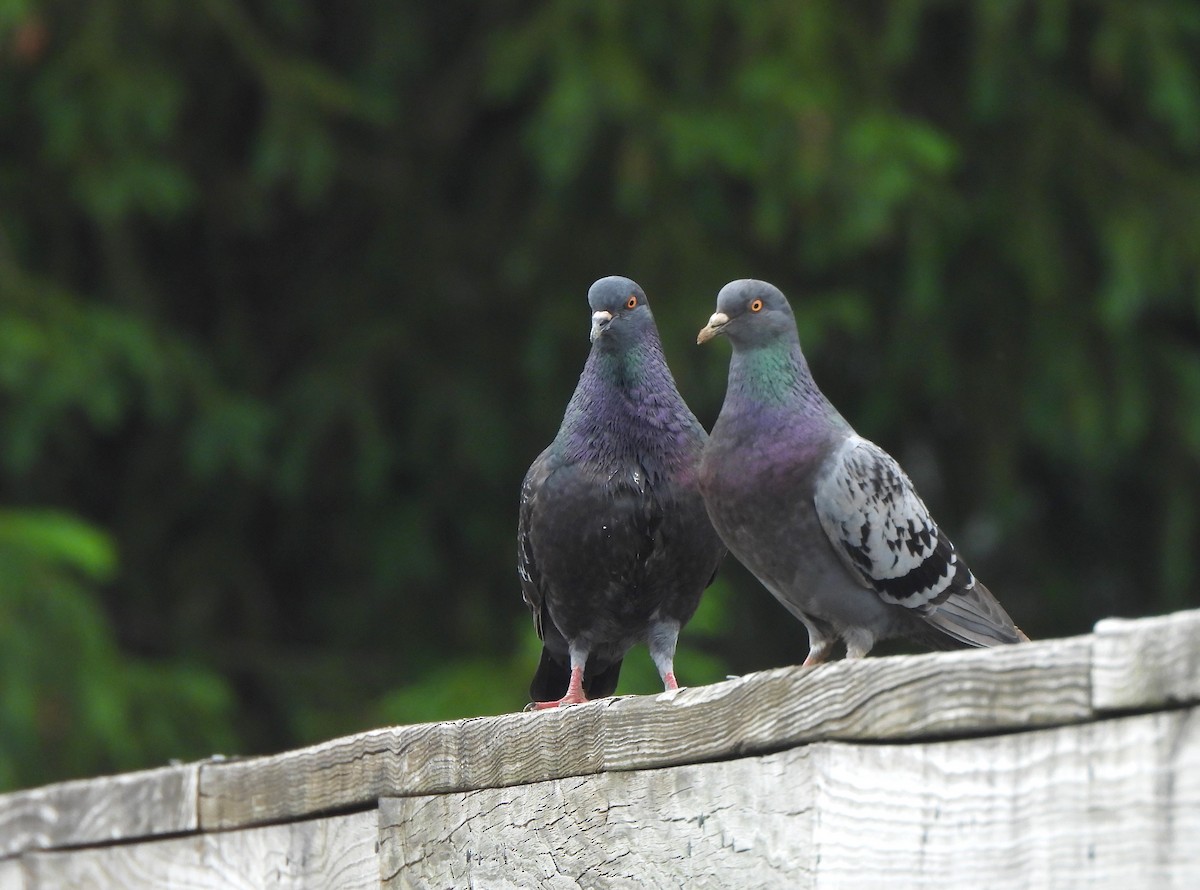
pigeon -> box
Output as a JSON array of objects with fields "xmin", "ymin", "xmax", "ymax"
[
  {"xmin": 518, "ymin": 276, "xmax": 726, "ymax": 708},
  {"xmin": 697, "ymin": 279, "xmax": 1027, "ymax": 665}
]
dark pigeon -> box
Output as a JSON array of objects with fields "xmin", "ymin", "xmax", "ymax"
[
  {"xmin": 518, "ymin": 276, "xmax": 726, "ymax": 708},
  {"xmin": 697, "ymin": 279, "xmax": 1027, "ymax": 665}
]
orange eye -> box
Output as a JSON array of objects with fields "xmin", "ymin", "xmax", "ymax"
[
  {"xmin": 750, "ymin": 299, "xmax": 763, "ymax": 312},
  {"xmin": 626, "ymin": 294, "xmax": 638, "ymax": 309}
]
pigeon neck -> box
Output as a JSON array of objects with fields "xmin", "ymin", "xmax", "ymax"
[
  {"xmin": 559, "ymin": 336, "xmax": 698, "ymax": 471},
  {"xmin": 728, "ymin": 338, "xmax": 840, "ymax": 422},
  {"xmin": 583, "ymin": 330, "xmax": 668, "ymax": 394}
]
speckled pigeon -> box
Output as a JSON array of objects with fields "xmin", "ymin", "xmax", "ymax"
[
  {"xmin": 518, "ymin": 277, "xmax": 726, "ymax": 708},
  {"xmin": 697, "ymin": 279, "xmax": 1027, "ymax": 665}
]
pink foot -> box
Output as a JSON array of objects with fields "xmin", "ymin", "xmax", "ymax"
[
  {"xmin": 529, "ymin": 664, "xmax": 588, "ymax": 709},
  {"xmin": 663, "ymin": 671, "xmax": 678, "ymax": 690},
  {"xmin": 529, "ymin": 689, "xmax": 589, "ymax": 710},
  {"xmin": 801, "ymin": 647, "xmax": 832, "ymax": 668}
]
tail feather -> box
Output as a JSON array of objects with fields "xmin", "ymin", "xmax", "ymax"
[
  {"xmin": 529, "ymin": 647, "xmax": 571, "ymax": 702},
  {"xmin": 583, "ymin": 659, "xmax": 623, "ymax": 699},
  {"xmin": 923, "ymin": 581, "xmax": 1027, "ymax": 648}
]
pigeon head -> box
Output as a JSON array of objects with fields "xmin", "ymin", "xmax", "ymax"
[
  {"xmin": 588, "ymin": 276, "xmax": 654, "ymax": 347},
  {"xmin": 697, "ymin": 279, "xmax": 796, "ymax": 350}
]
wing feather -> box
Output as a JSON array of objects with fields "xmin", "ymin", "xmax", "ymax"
[
  {"xmin": 814, "ymin": 436, "xmax": 966, "ymax": 611},
  {"xmin": 517, "ymin": 446, "xmax": 555, "ymax": 639}
]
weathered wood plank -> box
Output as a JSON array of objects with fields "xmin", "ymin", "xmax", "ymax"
[
  {"xmin": 201, "ymin": 636, "xmax": 1092, "ymax": 830},
  {"xmin": 0, "ymin": 763, "xmax": 198, "ymax": 857},
  {"xmin": 379, "ymin": 748, "xmax": 818, "ymax": 890},
  {"xmin": 809, "ymin": 708, "xmax": 1200, "ymax": 888},
  {"xmin": 199, "ymin": 707, "xmax": 611, "ymax": 830},
  {"xmin": 0, "ymin": 859, "xmax": 26, "ymax": 890},
  {"xmin": 1092, "ymin": 609, "xmax": 1200, "ymax": 711},
  {"xmin": 204, "ymin": 638, "xmax": 1089, "ymax": 834},
  {"xmin": 379, "ymin": 708, "xmax": 1200, "ymax": 890},
  {"xmin": 0, "ymin": 610, "xmax": 1196, "ymax": 887},
  {"xmin": 21, "ymin": 810, "xmax": 379, "ymax": 890},
  {"xmin": 599, "ymin": 635, "xmax": 1092, "ymax": 771}
]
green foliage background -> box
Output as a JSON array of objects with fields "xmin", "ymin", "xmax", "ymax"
[{"xmin": 2, "ymin": 1, "xmax": 1199, "ymax": 788}]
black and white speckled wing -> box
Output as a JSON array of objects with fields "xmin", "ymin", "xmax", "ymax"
[{"xmin": 813, "ymin": 436, "xmax": 970, "ymax": 611}]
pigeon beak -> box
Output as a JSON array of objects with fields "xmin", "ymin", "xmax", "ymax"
[
  {"xmin": 590, "ymin": 310, "xmax": 613, "ymax": 342},
  {"xmin": 697, "ymin": 312, "xmax": 729, "ymax": 344}
]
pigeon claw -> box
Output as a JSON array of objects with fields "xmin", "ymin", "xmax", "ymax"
[
  {"xmin": 528, "ymin": 663, "xmax": 590, "ymax": 709},
  {"xmin": 801, "ymin": 641, "xmax": 834, "ymax": 667},
  {"xmin": 528, "ymin": 690, "xmax": 589, "ymax": 710}
]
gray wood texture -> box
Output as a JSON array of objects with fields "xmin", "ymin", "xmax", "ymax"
[
  {"xmin": 0, "ymin": 763, "xmax": 198, "ymax": 857},
  {"xmin": 0, "ymin": 607, "xmax": 1197, "ymax": 889},
  {"xmin": 380, "ymin": 747, "xmax": 819, "ymax": 889},
  {"xmin": 1093, "ymin": 610, "xmax": 1200, "ymax": 711},
  {"xmin": 200, "ymin": 635, "xmax": 1093, "ymax": 829},
  {"xmin": 0, "ymin": 859, "xmax": 26, "ymax": 890},
  {"xmin": 20, "ymin": 810, "xmax": 378, "ymax": 890},
  {"xmin": 380, "ymin": 708, "xmax": 1200, "ymax": 890},
  {"xmin": 809, "ymin": 709, "xmax": 1200, "ymax": 889}
]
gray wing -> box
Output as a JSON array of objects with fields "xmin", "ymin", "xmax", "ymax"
[
  {"xmin": 813, "ymin": 436, "xmax": 1025, "ymax": 646},
  {"xmin": 813, "ymin": 436, "xmax": 968, "ymax": 611}
]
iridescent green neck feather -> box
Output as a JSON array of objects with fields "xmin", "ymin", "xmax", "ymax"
[{"xmin": 731, "ymin": 339, "xmax": 838, "ymax": 416}]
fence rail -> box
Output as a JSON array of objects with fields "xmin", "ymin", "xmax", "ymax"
[{"xmin": 1, "ymin": 609, "xmax": 1198, "ymax": 888}]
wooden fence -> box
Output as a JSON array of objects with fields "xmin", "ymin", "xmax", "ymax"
[{"xmin": 1, "ymin": 609, "xmax": 1197, "ymax": 888}]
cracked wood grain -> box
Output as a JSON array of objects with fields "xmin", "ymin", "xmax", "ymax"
[
  {"xmin": 379, "ymin": 747, "xmax": 818, "ymax": 890},
  {"xmin": 200, "ymin": 635, "xmax": 1093, "ymax": 830},
  {"xmin": 20, "ymin": 810, "xmax": 378, "ymax": 890},
  {"xmin": 2, "ymin": 606, "xmax": 1198, "ymax": 889},
  {"xmin": 379, "ymin": 709, "xmax": 1200, "ymax": 890}
]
